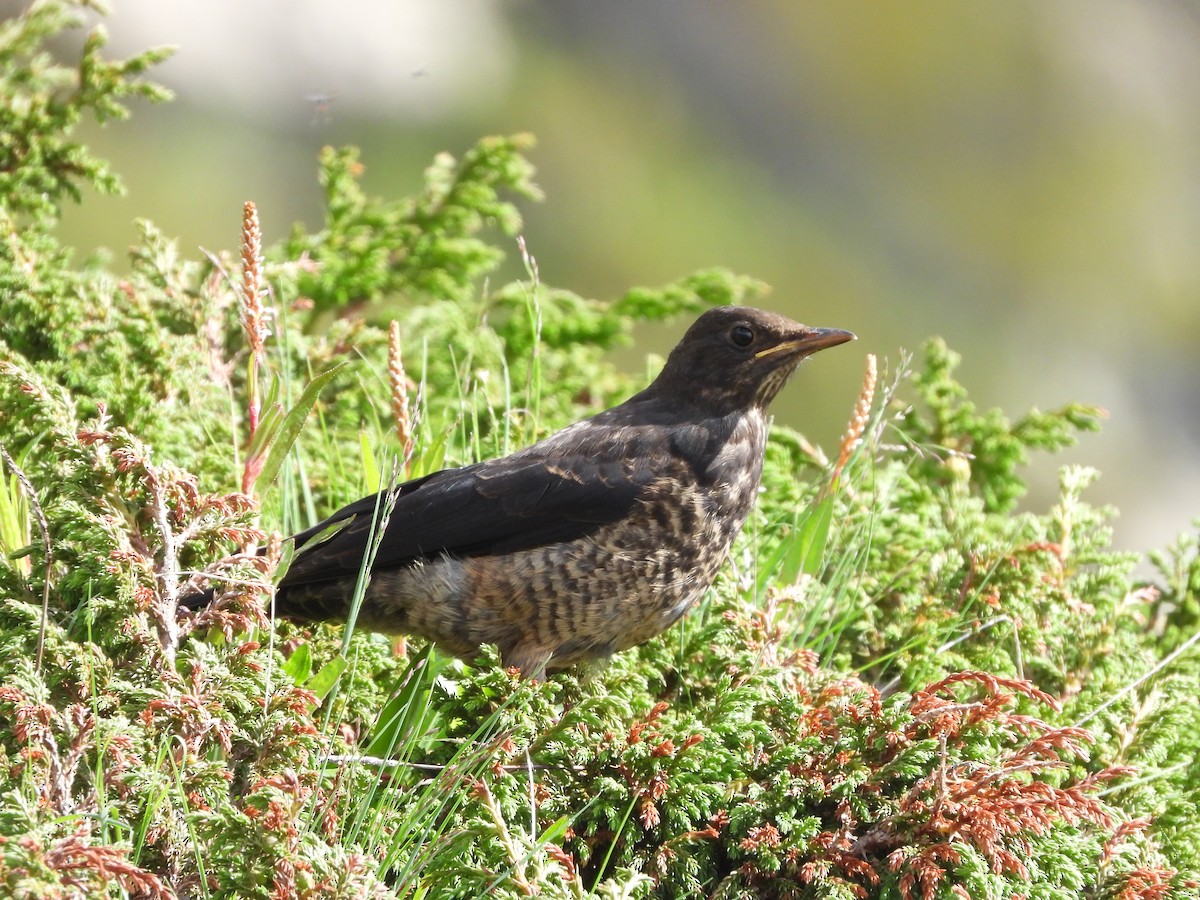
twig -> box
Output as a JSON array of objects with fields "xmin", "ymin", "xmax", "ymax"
[{"xmin": 142, "ymin": 464, "xmax": 181, "ymax": 663}]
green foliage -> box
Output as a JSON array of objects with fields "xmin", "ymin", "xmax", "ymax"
[
  {"xmin": 284, "ymin": 138, "xmax": 542, "ymax": 321},
  {"xmin": 901, "ymin": 337, "xmax": 1103, "ymax": 513},
  {"xmin": 0, "ymin": 0, "xmax": 171, "ymax": 226},
  {"xmin": 1148, "ymin": 524, "xmax": 1200, "ymax": 652},
  {"xmin": 1, "ymin": 4, "xmax": 1198, "ymax": 898}
]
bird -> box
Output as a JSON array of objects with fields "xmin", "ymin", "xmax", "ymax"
[{"xmin": 198, "ymin": 306, "xmax": 855, "ymax": 676}]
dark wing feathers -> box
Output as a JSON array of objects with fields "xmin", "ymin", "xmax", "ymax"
[
  {"xmin": 278, "ymin": 452, "xmax": 655, "ymax": 589},
  {"xmin": 285, "ymin": 467, "xmax": 457, "ymax": 549}
]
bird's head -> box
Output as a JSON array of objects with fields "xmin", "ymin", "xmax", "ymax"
[{"xmin": 650, "ymin": 306, "xmax": 856, "ymax": 414}]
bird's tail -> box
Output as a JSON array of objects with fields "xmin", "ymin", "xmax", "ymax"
[
  {"xmin": 179, "ymin": 577, "xmax": 361, "ymax": 626},
  {"xmin": 179, "ymin": 586, "xmax": 217, "ymax": 612},
  {"xmin": 271, "ymin": 579, "xmax": 361, "ymax": 625}
]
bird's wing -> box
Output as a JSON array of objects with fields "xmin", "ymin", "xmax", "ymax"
[{"xmin": 278, "ymin": 452, "xmax": 656, "ymax": 588}]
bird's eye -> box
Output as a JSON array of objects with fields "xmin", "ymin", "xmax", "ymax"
[{"xmin": 729, "ymin": 324, "xmax": 755, "ymax": 348}]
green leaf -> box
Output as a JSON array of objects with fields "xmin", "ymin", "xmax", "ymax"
[
  {"xmin": 281, "ymin": 642, "xmax": 312, "ymax": 685},
  {"xmin": 537, "ymin": 815, "xmax": 573, "ymax": 845},
  {"xmin": 257, "ymin": 362, "xmax": 347, "ymax": 491},
  {"xmin": 244, "ymin": 374, "xmax": 284, "ymax": 461},
  {"xmin": 305, "ymin": 653, "xmax": 348, "ymax": 701},
  {"xmin": 409, "ymin": 426, "xmax": 450, "ymax": 480},
  {"xmin": 364, "ymin": 648, "xmax": 448, "ymax": 758},
  {"xmin": 791, "ymin": 491, "xmax": 835, "ymax": 579},
  {"xmin": 0, "ymin": 471, "xmax": 30, "ymax": 571},
  {"xmin": 752, "ymin": 492, "xmax": 835, "ymax": 595},
  {"xmin": 754, "ymin": 490, "xmax": 836, "ymax": 594}
]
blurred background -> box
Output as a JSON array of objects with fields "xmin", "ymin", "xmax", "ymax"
[{"xmin": 44, "ymin": 0, "xmax": 1200, "ymax": 557}]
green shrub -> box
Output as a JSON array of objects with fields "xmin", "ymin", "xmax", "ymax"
[{"xmin": 1, "ymin": 3, "xmax": 1197, "ymax": 898}]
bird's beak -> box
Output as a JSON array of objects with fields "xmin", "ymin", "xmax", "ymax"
[{"xmin": 755, "ymin": 327, "xmax": 857, "ymax": 359}]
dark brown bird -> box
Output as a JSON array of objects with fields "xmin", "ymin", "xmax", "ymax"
[{"xmin": 232, "ymin": 306, "xmax": 853, "ymax": 675}]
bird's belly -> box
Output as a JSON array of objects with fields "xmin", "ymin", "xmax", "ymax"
[
  {"xmin": 458, "ymin": 485, "xmax": 748, "ymax": 669},
  {"xmin": 359, "ymin": 473, "xmax": 757, "ymax": 672}
]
